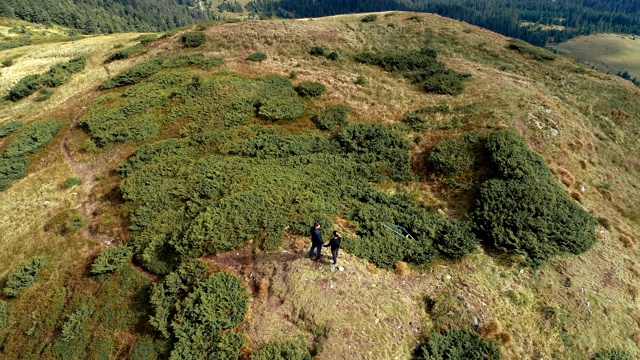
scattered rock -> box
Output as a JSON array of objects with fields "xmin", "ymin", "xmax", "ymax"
[
  {"xmin": 43, "ymin": 200, "xmax": 51, "ymax": 207},
  {"xmin": 579, "ymin": 184, "xmax": 586, "ymax": 192},
  {"xmin": 550, "ymin": 128, "xmax": 559, "ymax": 136},
  {"xmin": 472, "ymin": 316, "xmax": 479, "ymax": 328},
  {"xmin": 437, "ymin": 208, "xmax": 446, "ymax": 217},
  {"xmin": 338, "ymin": 266, "xmax": 344, "ymax": 272}
]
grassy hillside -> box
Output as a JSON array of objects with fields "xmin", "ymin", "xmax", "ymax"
[
  {"xmin": 0, "ymin": 12, "xmax": 640, "ymax": 359},
  {"xmin": 551, "ymin": 33, "xmax": 640, "ymax": 81}
]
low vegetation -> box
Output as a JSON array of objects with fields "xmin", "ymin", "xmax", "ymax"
[
  {"xmin": 414, "ymin": 329, "xmax": 501, "ymax": 360},
  {"xmin": 90, "ymin": 245, "xmax": 133, "ymax": 275},
  {"xmin": 6, "ymin": 56, "xmax": 86, "ymax": 101},
  {"xmin": 0, "ymin": 121, "xmax": 22, "ymax": 138},
  {"xmin": 250, "ymin": 340, "xmax": 312, "ymax": 360},
  {"xmin": 355, "ymin": 48, "xmax": 470, "ymax": 95},
  {"xmin": 149, "ymin": 261, "xmax": 250, "ymax": 358},
  {"xmin": 507, "ymin": 39, "xmax": 557, "ymax": 61},
  {"xmin": 3, "ymin": 258, "xmax": 47, "ymax": 297},
  {"xmin": 0, "ymin": 120, "xmax": 62, "ymax": 191},
  {"xmin": 181, "ymin": 32, "xmax": 206, "ymax": 48}
]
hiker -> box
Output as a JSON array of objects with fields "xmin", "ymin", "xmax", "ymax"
[
  {"xmin": 324, "ymin": 230, "xmax": 342, "ymax": 266},
  {"xmin": 309, "ymin": 222, "xmax": 323, "ymax": 259}
]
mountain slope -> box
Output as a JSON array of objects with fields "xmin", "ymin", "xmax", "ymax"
[{"xmin": 0, "ymin": 12, "xmax": 639, "ymax": 359}]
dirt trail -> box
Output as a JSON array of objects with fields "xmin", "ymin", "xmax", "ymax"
[{"xmin": 61, "ymin": 107, "xmax": 116, "ymax": 241}]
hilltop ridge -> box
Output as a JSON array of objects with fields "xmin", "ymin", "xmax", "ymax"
[{"xmin": 0, "ymin": 12, "xmax": 639, "ymax": 359}]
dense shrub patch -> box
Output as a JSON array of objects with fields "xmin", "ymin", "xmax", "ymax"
[
  {"xmin": 6, "ymin": 74, "xmax": 41, "ymax": 101},
  {"xmin": 3, "ymin": 258, "xmax": 48, "ymax": 297},
  {"xmin": 593, "ymin": 348, "xmax": 634, "ymax": 360},
  {"xmin": 6, "ymin": 56, "xmax": 86, "ymax": 101},
  {"xmin": 251, "ymin": 340, "xmax": 312, "ymax": 360},
  {"xmin": 149, "ymin": 262, "xmax": 249, "ymax": 358},
  {"xmin": 312, "ymin": 105, "xmax": 350, "ymax": 132},
  {"xmin": 427, "ymin": 138, "xmax": 475, "ymax": 176},
  {"xmin": 355, "ymin": 48, "xmax": 470, "ymax": 95},
  {"xmin": 0, "ymin": 120, "xmax": 22, "ymax": 138},
  {"xmin": 0, "ymin": 120, "xmax": 62, "ymax": 191},
  {"xmin": 99, "ymin": 58, "xmax": 164, "ymax": 90},
  {"xmin": 181, "ymin": 31, "xmax": 206, "ymax": 48},
  {"xmin": 0, "ymin": 300, "xmax": 8, "ymax": 329},
  {"xmin": 471, "ymin": 130, "xmax": 597, "ymax": 266},
  {"xmin": 247, "ymin": 52, "xmax": 267, "ymax": 62},
  {"xmin": 414, "ymin": 329, "xmax": 501, "ymax": 360},
  {"xmin": 295, "ymin": 81, "xmax": 326, "ymax": 97},
  {"xmin": 309, "ymin": 45, "xmax": 325, "ymax": 56},
  {"xmin": 105, "ymin": 44, "xmax": 145, "ymax": 63},
  {"xmin": 91, "ymin": 245, "xmax": 133, "ymax": 275}
]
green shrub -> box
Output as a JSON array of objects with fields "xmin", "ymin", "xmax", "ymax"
[
  {"xmin": 34, "ymin": 88, "xmax": 54, "ymax": 102},
  {"xmin": 507, "ymin": 39, "xmax": 557, "ymax": 61},
  {"xmin": 150, "ymin": 267, "xmax": 249, "ymax": 359},
  {"xmin": 414, "ymin": 329, "xmax": 501, "ymax": 360},
  {"xmin": 485, "ymin": 129, "xmax": 549, "ymax": 180},
  {"xmin": 3, "ymin": 258, "xmax": 48, "ymax": 297},
  {"xmin": 201, "ymin": 57, "xmax": 224, "ymax": 69},
  {"xmin": 63, "ymin": 176, "xmax": 83, "ymax": 188},
  {"xmin": 181, "ymin": 31, "xmax": 206, "ymax": 47},
  {"xmin": 60, "ymin": 303, "xmax": 95, "ymax": 341},
  {"xmin": 361, "ymin": 14, "xmax": 378, "ymax": 22},
  {"xmin": 250, "ymin": 340, "xmax": 312, "ymax": 360},
  {"xmin": 91, "ymin": 245, "xmax": 133, "ymax": 275},
  {"xmin": 295, "ymin": 81, "xmax": 326, "ymax": 97},
  {"xmin": 433, "ymin": 219, "xmax": 479, "ymax": 260},
  {"xmin": 472, "ymin": 130, "xmax": 597, "ymax": 267},
  {"xmin": 0, "ymin": 120, "xmax": 61, "ymax": 191},
  {"xmin": 258, "ymin": 97, "xmax": 306, "ymax": 121},
  {"xmin": 44, "ymin": 209, "xmax": 85, "ymax": 235},
  {"xmin": 1, "ymin": 58, "xmax": 13, "ymax": 67},
  {"xmin": 0, "ymin": 120, "xmax": 22, "ymax": 138},
  {"xmin": 130, "ymin": 337, "xmax": 171, "ymax": 360},
  {"xmin": 593, "ymin": 348, "xmax": 634, "ymax": 360},
  {"xmin": 136, "ymin": 34, "xmax": 158, "ymax": 44},
  {"xmin": 309, "ymin": 45, "xmax": 325, "ymax": 56},
  {"xmin": 403, "ymin": 112, "xmax": 432, "ymax": 131},
  {"xmin": 247, "ymin": 52, "xmax": 267, "ymax": 62},
  {"xmin": 2, "ymin": 120, "xmax": 62, "ymax": 159},
  {"xmin": 0, "ymin": 300, "xmax": 8, "ymax": 329},
  {"xmin": 355, "ymin": 75, "xmax": 368, "ymax": 85},
  {"xmin": 312, "ymin": 105, "xmax": 350, "ymax": 132},
  {"xmin": 105, "ymin": 44, "xmax": 145, "ymax": 63},
  {"xmin": 327, "ymin": 51, "xmax": 339, "ymax": 60},
  {"xmin": 355, "ymin": 49, "xmax": 469, "ymax": 95},
  {"xmin": 7, "ymin": 74, "xmax": 41, "ymax": 101},
  {"xmin": 427, "ymin": 138, "xmax": 474, "ymax": 176},
  {"xmin": 99, "ymin": 58, "xmax": 164, "ymax": 90}
]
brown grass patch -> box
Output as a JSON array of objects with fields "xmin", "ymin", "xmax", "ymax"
[
  {"xmin": 579, "ymin": 159, "xmax": 589, "ymax": 170},
  {"xmin": 479, "ymin": 319, "xmax": 501, "ymax": 338},
  {"xmin": 557, "ymin": 168, "xmax": 575, "ymax": 187},
  {"xmin": 394, "ymin": 261, "xmax": 410, "ymax": 276},
  {"xmin": 571, "ymin": 191, "xmax": 583, "ymax": 203},
  {"xmin": 257, "ymin": 278, "xmax": 270, "ymax": 300},
  {"xmin": 599, "ymin": 188, "xmax": 613, "ymax": 201}
]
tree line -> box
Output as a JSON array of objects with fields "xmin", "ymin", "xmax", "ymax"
[{"xmin": 0, "ymin": 0, "xmax": 219, "ymax": 34}]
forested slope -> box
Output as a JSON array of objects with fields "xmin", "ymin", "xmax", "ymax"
[{"xmin": 0, "ymin": 0, "xmax": 218, "ymax": 33}]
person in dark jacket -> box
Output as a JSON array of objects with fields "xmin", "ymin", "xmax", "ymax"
[
  {"xmin": 309, "ymin": 222, "xmax": 323, "ymax": 259},
  {"xmin": 324, "ymin": 230, "xmax": 342, "ymax": 266}
]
